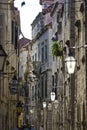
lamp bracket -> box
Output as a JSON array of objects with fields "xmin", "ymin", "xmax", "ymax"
[{"xmin": 69, "ymin": 45, "xmax": 87, "ymax": 49}]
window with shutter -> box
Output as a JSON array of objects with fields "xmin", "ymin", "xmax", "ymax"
[
  {"xmin": 45, "ymin": 74, "xmax": 47, "ymax": 97},
  {"xmin": 11, "ymin": 20, "xmax": 15, "ymax": 44},
  {"xmin": 41, "ymin": 47, "xmax": 44, "ymax": 63},
  {"xmin": 45, "ymin": 44, "xmax": 48, "ymax": 62},
  {"xmin": 52, "ymin": 75, "xmax": 54, "ymax": 87},
  {"xmin": 41, "ymin": 76, "xmax": 44, "ymax": 98},
  {"xmin": 32, "ymin": 86, "xmax": 35, "ymax": 100},
  {"xmin": 15, "ymin": 26, "xmax": 18, "ymax": 49},
  {"xmin": 0, "ymin": 14, "xmax": 5, "ymax": 45}
]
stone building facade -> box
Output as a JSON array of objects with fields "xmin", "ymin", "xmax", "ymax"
[
  {"xmin": 0, "ymin": 0, "xmax": 21, "ymax": 130},
  {"xmin": 50, "ymin": 0, "xmax": 87, "ymax": 130},
  {"xmin": 31, "ymin": 0, "xmax": 87, "ymax": 130},
  {"xmin": 30, "ymin": 1, "xmax": 54, "ymax": 128}
]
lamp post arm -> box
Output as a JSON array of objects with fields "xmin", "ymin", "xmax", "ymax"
[{"xmin": 69, "ymin": 45, "xmax": 87, "ymax": 49}]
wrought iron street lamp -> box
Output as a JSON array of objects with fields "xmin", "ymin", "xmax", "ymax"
[
  {"xmin": 9, "ymin": 74, "xmax": 21, "ymax": 128},
  {"xmin": 16, "ymin": 101, "xmax": 23, "ymax": 128},
  {"xmin": 16, "ymin": 101, "xmax": 22, "ymax": 115},
  {"xmin": 9, "ymin": 75, "xmax": 18, "ymax": 94},
  {"xmin": 65, "ymin": 56, "xmax": 76, "ymax": 74},
  {"xmin": 43, "ymin": 101, "xmax": 47, "ymax": 130},
  {"xmin": 0, "ymin": 45, "xmax": 7, "ymax": 72},
  {"xmin": 43, "ymin": 101, "xmax": 47, "ymax": 108},
  {"xmin": 65, "ymin": 44, "xmax": 87, "ymax": 74},
  {"xmin": 50, "ymin": 92, "xmax": 56, "ymax": 101},
  {"xmin": 50, "ymin": 92, "xmax": 59, "ymax": 130}
]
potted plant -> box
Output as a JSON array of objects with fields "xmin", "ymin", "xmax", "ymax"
[{"xmin": 51, "ymin": 40, "xmax": 63, "ymax": 57}]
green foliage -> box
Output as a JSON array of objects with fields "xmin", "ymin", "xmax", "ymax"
[{"xmin": 51, "ymin": 41, "xmax": 63, "ymax": 56}]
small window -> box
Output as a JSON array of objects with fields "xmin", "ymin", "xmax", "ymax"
[
  {"xmin": 58, "ymin": 22, "xmax": 62, "ymax": 34},
  {"xmin": 45, "ymin": 45, "xmax": 48, "ymax": 62},
  {"xmin": 52, "ymin": 75, "xmax": 54, "ymax": 87},
  {"xmin": 45, "ymin": 74, "xmax": 47, "ymax": 97},
  {"xmin": 35, "ymin": 53, "xmax": 37, "ymax": 61},
  {"xmin": 41, "ymin": 47, "xmax": 44, "ymax": 63},
  {"xmin": 11, "ymin": 20, "xmax": 15, "ymax": 44},
  {"xmin": 41, "ymin": 76, "xmax": 44, "ymax": 98},
  {"xmin": 15, "ymin": 26, "xmax": 18, "ymax": 49}
]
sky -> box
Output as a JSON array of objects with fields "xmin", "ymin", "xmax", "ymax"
[{"xmin": 14, "ymin": 0, "xmax": 42, "ymax": 39}]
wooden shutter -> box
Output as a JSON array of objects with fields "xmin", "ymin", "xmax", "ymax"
[{"xmin": 0, "ymin": 14, "xmax": 5, "ymax": 45}]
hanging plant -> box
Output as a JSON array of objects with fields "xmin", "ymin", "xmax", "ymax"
[{"xmin": 51, "ymin": 41, "xmax": 63, "ymax": 56}]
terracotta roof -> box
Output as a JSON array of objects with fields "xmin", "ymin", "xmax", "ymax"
[{"xmin": 18, "ymin": 37, "xmax": 31, "ymax": 49}]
